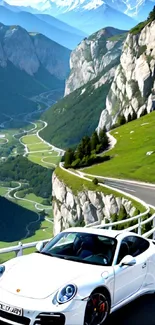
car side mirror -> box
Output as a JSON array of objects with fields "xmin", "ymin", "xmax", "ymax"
[
  {"xmin": 36, "ymin": 241, "xmax": 44, "ymax": 252},
  {"xmin": 120, "ymin": 255, "xmax": 136, "ymax": 267}
]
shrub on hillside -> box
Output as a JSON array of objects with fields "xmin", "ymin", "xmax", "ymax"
[
  {"xmin": 127, "ymin": 113, "xmax": 132, "ymax": 122},
  {"xmin": 148, "ymin": 5, "xmax": 155, "ymax": 21},
  {"xmin": 118, "ymin": 115, "xmax": 126, "ymax": 126},
  {"xmin": 140, "ymin": 108, "xmax": 147, "ymax": 117},
  {"xmin": 92, "ymin": 178, "xmax": 99, "ymax": 185}
]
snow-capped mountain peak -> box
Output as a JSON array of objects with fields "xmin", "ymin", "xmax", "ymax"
[
  {"xmin": 4, "ymin": 0, "xmax": 155, "ymax": 18},
  {"xmin": 4, "ymin": 0, "xmax": 155, "ymax": 33},
  {"xmin": 83, "ymin": 0, "xmax": 104, "ymax": 10}
]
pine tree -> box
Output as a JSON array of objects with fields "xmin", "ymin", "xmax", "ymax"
[
  {"xmin": 132, "ymin": 110, "xmax": 137, "ymax": 121},
  {"xmin": 90, "ymin": 131, "xmax": 99, "ymax": 151},
  {"xmin": 128, "ymin": 113, "xmax": 132, "ymax": 122},
  {"xmin": 76, "ymin": 136, "xmax": 91, "ymax": 159},
  {"xmin": 119, "ymin": 115, "xmax": 126, "ymax": 125},
  {"xmin": 99, "ymin": 128, "xmax": 109, "ymax": 150},
  {"xmin": 64, "ymin": 148, "xmax": 74, "ymax": 167},
  {"xmin": 148, "ymin": 6, "xmax": 155, "ymax": 21}
]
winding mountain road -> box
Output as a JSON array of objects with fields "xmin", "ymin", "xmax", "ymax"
[
  {"xmin": 107, "ymin": 294, "xmax": 155, "ymax": 325},
  {"xmin": 78, "ymin": 131, "xmax": 155, "ymax": 209},
  {"xmin": 82, "ymin": 173, "xmax": 155, "ymax": 209},
  {"xmin": 20, "ymin": 119, "xmax": 64, "ymax": 157},
  {"xmin": 2, "ymin": 108, "xmax": 155, "ymax": 323},
  {"xmin": 4, "ymin": 182, "xmax": 53, "ymax": 239},
  {"xmin": 59, "ymin": 165, "xmax": 155, "ymax": 324},
  {"xmin": 103, "ymin": 178, "xmax": 155, "ymax": 208}
]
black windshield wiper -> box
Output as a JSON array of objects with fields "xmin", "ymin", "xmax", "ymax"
[
  {"xmin": 36, "ymin": 251, "xmax": 54, "ymax": 257},
  {"xmin": 37, "ymin": 252, "xmax": 69, "ymax": 259}
]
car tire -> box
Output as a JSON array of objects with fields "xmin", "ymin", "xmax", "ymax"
[{"xmin": 83, "ymin": 290, "xmax": 110, "ymax": 325}]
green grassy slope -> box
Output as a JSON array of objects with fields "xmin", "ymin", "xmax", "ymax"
[
  {"xmin": 40, "ymin": 80, "xmax": 111, "ymax": 149},
  {"xmin": 84, "ymin": 111, "xmax": 155, "ymax": 183},
  {"xmin": 0, "ymin": 62, "xmax": 65, "ymax": 121}
]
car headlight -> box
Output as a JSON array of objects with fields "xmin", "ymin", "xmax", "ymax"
[
  {"xmin": 0, "ymin": 265, "xmax": 5, "ymax": 277},
  {"xmin": 57, "ymin": 284, "xmax": 77, "ymax": 304}
]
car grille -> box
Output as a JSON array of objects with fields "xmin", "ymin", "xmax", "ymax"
[
  {"xmin": 34, "ymin": 312, "xmax": 65, "ymax": 325},
  {"xmin": 0, "ymin": 309, "xmax": 30, "ymax": 324}
]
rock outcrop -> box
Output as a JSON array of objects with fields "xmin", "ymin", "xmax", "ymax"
[
  {"xmin": 64, "ymin": 27, "xmax": 126, "ymax": 96},
  {"xmin": 97, "ymin": 21, "xmax": 155, "ymax": 131},
  {"xmin": 0, "ymin": 23, "xmax": 70, "ymax": 79},
  {"xmin": 52, "ymin": 173, "xmax": 137, "ymax": 235}
]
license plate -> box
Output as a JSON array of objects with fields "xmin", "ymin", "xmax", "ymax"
[{"xmin": 0, "ymin": 302, "xmax": 23, "ymax": 316}]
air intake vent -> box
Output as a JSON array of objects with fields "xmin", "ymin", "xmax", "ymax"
[{"xmin": 34, "ymin": 312, "xmax": 65, "ymax": 325}]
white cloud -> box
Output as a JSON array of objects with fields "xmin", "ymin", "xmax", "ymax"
[
  {"xmin": 6, "ymin": 0, "xmax": 86, "ymax": 6},
  {"xmin": 6, "ymin": 0, "xmax": 46, "ymax": 6}
]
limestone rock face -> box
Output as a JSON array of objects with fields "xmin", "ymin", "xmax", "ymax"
[
  {"xmin": 64, "ymin": 28, "xmax": 126, "ymax": 96},
  {"xmin": 0, "ymin": 23, "xmax": 70, "ymax": 79},
  {"xmin": 3, "ymin": 26, "xmax": 39, "ymax": 75},
  {"xmin": 0, "ymin": 40, "xmax": 7, "ymax": 67},
  {"xmin": 97, "ymin": 21, "xmax": 155, "ymax": 131},
  {"xmin": 52, "ymin": 173, "xmax": 137, "ymax": 235},
  {"xmin": 33, "ymin": 34, "xmax": 70, "ymax": 80}
]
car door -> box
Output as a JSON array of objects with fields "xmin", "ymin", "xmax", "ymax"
[{"xmin": 113, "ymin": 235, "xmax": 149, "ymax": 306}]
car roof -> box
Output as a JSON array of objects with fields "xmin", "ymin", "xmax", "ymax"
[{"xmin": 62, "ymin": 227, "xmax": 123, "ymax": 239}]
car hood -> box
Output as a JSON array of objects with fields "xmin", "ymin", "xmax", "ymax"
[{"xmin": 0, "ymin": 253, "xmax": 99, "ymax": 299}]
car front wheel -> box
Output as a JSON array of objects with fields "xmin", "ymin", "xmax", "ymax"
[{"xmin": 84, "ymin": 291, "xmax": 110, "ymax": 325}]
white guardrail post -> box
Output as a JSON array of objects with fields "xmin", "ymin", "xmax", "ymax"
[
  {"xmin": 15, "ymin": 242, "xmax": 23, "ymax": 257},
  {"xmin": 138, "ymin": 216, "xmax": 142, "ymax": 236},
  {"xmin": 0, "ymin": 215, "xmax": 155, "ymax": 259},
  {"xmin": 0, "ymin": 239, "xmax": 50, "ymax": 260}
]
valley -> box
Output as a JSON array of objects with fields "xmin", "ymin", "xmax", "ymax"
[
  {"xmin": 0, "ymin": 3, "xmax": 155, "ymax": 325},
  {"xmin": 0, "ymin": 88, "xmax": 64, "ymax": 262}
]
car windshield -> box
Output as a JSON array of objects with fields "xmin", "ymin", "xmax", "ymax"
[{"xmin": 41, "ymin": 231, "xmax": 117, "ymax": 266}]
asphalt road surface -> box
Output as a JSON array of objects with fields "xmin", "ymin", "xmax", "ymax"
[
  {"xmin": 102, "ymin": 179, "xmax": 155, "ymax": 207},
  {"xmin": 107, "ymin": 294, "xmax": 155, "ymax": 325},
  {"xmin": 100, "ymin": 178, "xmax": 155, "ymax": 324}
]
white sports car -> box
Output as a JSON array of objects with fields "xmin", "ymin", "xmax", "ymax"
[{"xmin": 0, "ymin": 227, "xmax": 155, "ymax": 325}]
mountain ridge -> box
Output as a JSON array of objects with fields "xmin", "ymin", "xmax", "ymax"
[
  {"xmin": 65, "ymin": 27, "xmax": 127, "ymax": 96},
  {"xmin": 0, "ymin": 5, "xmax": 86, "ymax": 49},
  {"xmin": 97, "ymin": 18, "xmax": 155, "ymax": 131},
  {"xmin": 0, "ymin": 22, "xmax": 70, "ymax": 121},
  {"xmin": 5, "ymin": 0, "xmax": 155, "ymax": 28},
  {"xmin": 40, "ymin": 27, "xmax": 126, "ymax": 148},
  {"xmin": 57, "ymin": 3, "xmax": 136, "ymax": 33}
]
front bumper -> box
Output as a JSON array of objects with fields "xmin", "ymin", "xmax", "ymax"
[
  {"xmin": 0, "ymin": 288, "xmax": 87, "ymax": 325},
  {"xmin": 0, "ymin": 309, "xmax": 65, "ymax": 325}
]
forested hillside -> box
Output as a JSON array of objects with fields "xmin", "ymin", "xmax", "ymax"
[
  {"xmin": 40, "ymin": 78, "xmax": 111, "ymax": 148},
  {"xmin": 0, "ymin": 196, "xmax": 41, "ymax": 242},
  {"xmin": 0, "ymin": 156, "xmax": 52, "ymax": 198}
]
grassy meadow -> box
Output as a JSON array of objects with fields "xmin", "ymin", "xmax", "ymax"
[{"xmin": 84, "ymin": 111, "xmax": 155, "ymax": 183}]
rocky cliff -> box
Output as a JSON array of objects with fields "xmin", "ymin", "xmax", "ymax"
[
  {"xmin": 52, "ymin": 172, "xmax": 137, "ymax": 235},
  {"xmin": 0, "ymin": 23, "xmax": 70, "ymax": 79},
  {"xmin": 64, "ymin": 27, "xmax": 126, "ymax": 96},
  {"xmin": 97, "ymin": 20, "xmax": 155, "ymax": 131}
]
